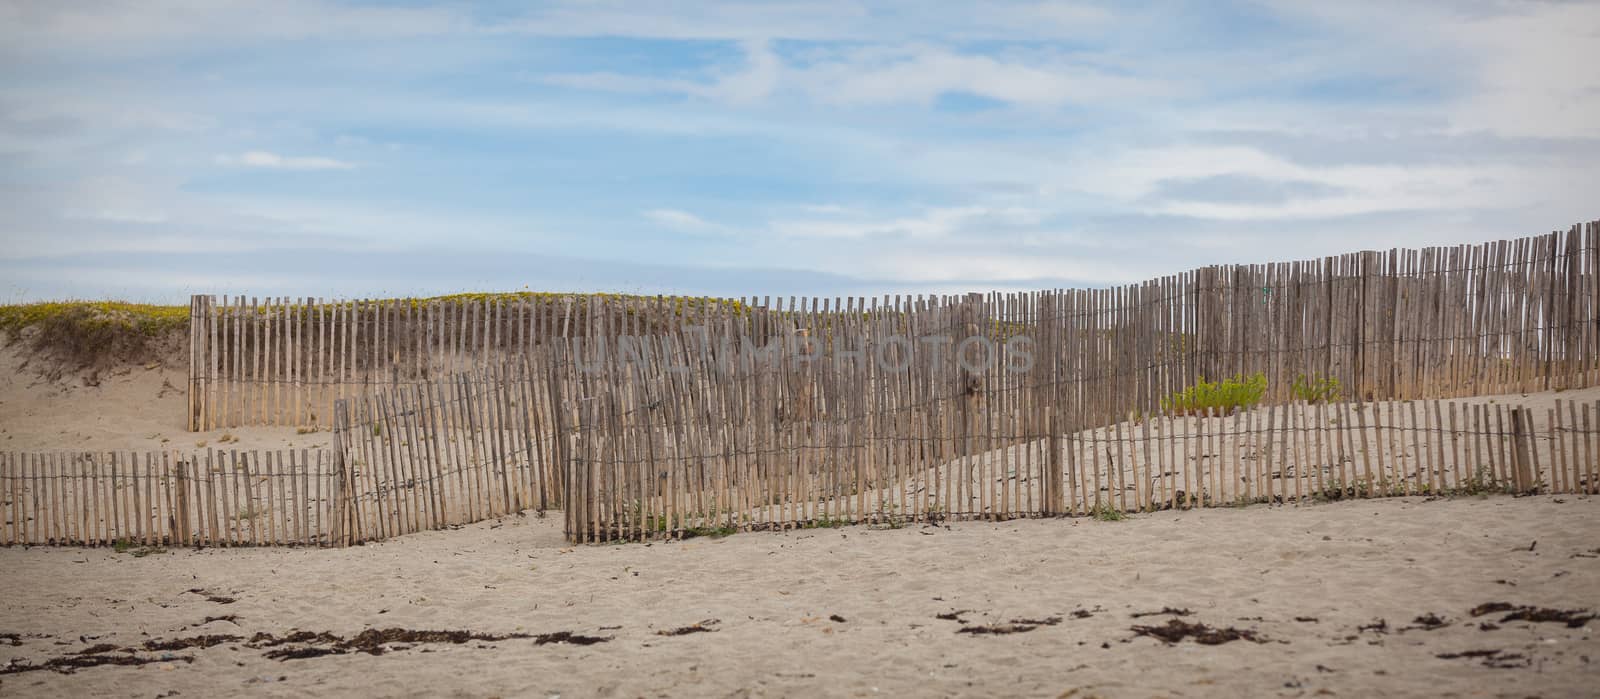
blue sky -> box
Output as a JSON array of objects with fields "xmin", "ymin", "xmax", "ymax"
[{"xmin": 1, "ymin": 0, "xmax": 1596, "ymax": 302}]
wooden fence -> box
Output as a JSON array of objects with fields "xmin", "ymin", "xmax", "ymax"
[
  {"xmin": 4, "ymin": 393, "xmax": 1597, "ymax": 547},
  {"xmin": 11, "ymin": 220, "xmax": 1600, "ymax": 547},
  {"xmin": 564, "ymin": 368, "xmax": 1599, "ymax": 542},
  {"xmin": 4, "ymin": 397, "xmax": 1594, "ymax": 547},
  {"xmin": 554, "ymin": 303, "xmax": 1599, "ymax": 542},
  {"xmin": 0, "ymin": 355, "xmax": 566, "ymax": 547},
  {"xmin": 185, "ymin": 294, "xmax": 751, "ymax": 430},
  {"xmin": 0, "ymin": 450, "xmax": 338, "ymax": 547},
  {"xmin": 188, "ymin": 221, "xmax": 1600, "ymax": 431},
  {"xmin": 324, "ymin": 358, "xmax": 567, "ymax": 545}
]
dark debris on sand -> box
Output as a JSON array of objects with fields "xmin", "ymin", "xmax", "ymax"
[
  {"xmin": 257, "ymin": 627, "xmax": 610, "ymax": 659},
  {"xmin": 1470, "ymin": 602, "xmax": 1594, "ymax": 628},
  {"xmin": 1132, "ymin": 619, "xmax": 1267, "ymax": 645},
  {"xmin": 0, "ymin": 626, "xmax": 602, "ymax": 674},
  {"xmin": 1436, "ymin": 649, "xmax": 1531, "ymax": 669},
  {"xmin": 657, "ymin": 620, "xmax": 720, "ymax": 636},
  {"xmin": 263, "ymin": 628, "xmax": 544, "ymax": 658},
  {"xmin": 958, "ymin": 616, "xmax": 1063, "ymax": 636},
  {"xmin": 246, "ymin": 631, "xmax": 342, "ymax": 648},
  {"xmin": 144, "ymin": 635, "xmax": 241, "ymax": 651},
  {"xmin": 185, "ymin": 588, "xmax": 237, "ymax": 605},
  {"xmin": 534, "ymin": 631, "xmax": 611, "ymax": 646},
  {"xmin": 264, "ymin": 646, "xmax": 347, "ymax": 661},
  {"xmin": 1, "ymin": 654, "xmax": 195, "ymax": 675},
  {"xmin": 1130, "ymin": 607, "xmax": 1193, "ymax": 618},
  {"xmin": 1404, "ymin": 614, "xmax": 1450, "ymax": 631}
]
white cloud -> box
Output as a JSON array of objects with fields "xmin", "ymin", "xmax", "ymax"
[
  {"xmin": 0, "ymin": 0, "xmax": 1120, "ymax": 53},
  {"xmin": 489, "ymin": 0, "xmax": 1115, "ymax": 43},
  {"xmin": 544, "ymin": 39, "xmax": 779, "ymax": 104},
  {"xmin": 645, "ymin": 208, "xmax": 731, "ymax": 235},
  {"xmin": 1255, "ymin": 0, "xmax": 1600, "ymax": 140},
  {"xmin": 546, "ymin": 41, "xmax": 1170, "ymax": 108},
  {"xmin": 709, "ymin": 39, "xmax": 781, "ymax": 104},
  {"xmin": 64, "ymin": 209, "xmax": 169, "ymax": 224},
  {"xmin": 794, "ymin": 45, "xmax": 1173, "ymax": 107},
  {"xmin": 768, "ymin": 206, "xmax": 1045, "ymax": 240},
  {"xmin": 848, "ymin": 250, "xmax": 1137, "ymax": 285},
  {"xmin": 0, "ymin": 0, "xmax": 464, "ymax": 50},
  {"xmin": 1445, "ymin": 4, "xmax": 1600, "ymax": 139},
  {"xmin": 216, "ymin": 150, "xmax": 355, "ymax": 170}
]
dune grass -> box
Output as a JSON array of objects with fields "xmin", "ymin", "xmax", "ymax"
[{"xmin": 0, "ymin": 301, "xmax": 190, "ymax": 368}]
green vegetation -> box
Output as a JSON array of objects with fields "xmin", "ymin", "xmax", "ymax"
[
  {"xmin": 1447, "ymin": 466, "xmax": 1504, "ymax": 497},
  {"xmin": 1313, "ymin": 477, "xmax": 1351, "ymax": 502},
  {"xmin": 1227, "ymin": 494, "xmax": 1271, "ymax": 508},
  {"xmin": 800, "ymin": 514, "xmax": 848, "ymax": 529},
  {"xmin": 0, "ymin": 301, "xmax": 189, "ymax": 335},
  {"xmin": 683, "ymin": 522, "xmax": 739, "ymax": 539},
  {"xmin": 1090, "ymin": 502, "xmax": 1126, "ymax": 521},
  {"xmin": 1291, "ymin": 374, "xmax": 1342, "ymax": 403},
  {"xmin": 1159, "ymin": 372, "xmax": 1267, "ymax": 416},
  {"xmin": 0, "ymin": 301, "xmax": 189, "ymax": 368}
]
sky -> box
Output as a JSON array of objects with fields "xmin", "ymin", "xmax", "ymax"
[{"xmin": 1, "ymin": 0, "xmax": 1597, "ymax": 303}]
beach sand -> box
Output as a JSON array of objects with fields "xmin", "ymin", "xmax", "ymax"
[{"xmin": 2, "ymin": 495, "xmax": 1597, "ymax": 697}]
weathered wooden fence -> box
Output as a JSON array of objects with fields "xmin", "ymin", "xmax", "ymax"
[
  {"xmin": 0, "ymin": 359, "xmax": 569, "ymax": 547},
  {"xmin": 5, "ymin": 390, "xmax": 1598, "ymax": 547},
  {"xmin": 324, "ymin": 357, "xmax": 567, "ymax": 545},
  {"xmin": 186, "ymin": 294, "xmax": 751, "ymax": 430},
  {"xmin": 188, "ymin": 221, "xmax": 1600, "ymax": 431},
  {"xmin": 5, "ymin": 394, "xmax": 1594, "ymax": 546},
  {"xmin": 0, "ymin": 450, "xmax": 337, "ymax": 547},
  {"xmin": 12, "ymin": 220, "xmax": 1600, "ymax": 547},
  {"xmin": 556, "ymin": 303, "xmax": 1600, "ymax": 543}
]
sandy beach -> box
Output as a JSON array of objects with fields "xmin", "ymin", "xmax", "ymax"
[{"xmin": 2, "ymin": 494, "xmax": 1597, "ymax": 697}]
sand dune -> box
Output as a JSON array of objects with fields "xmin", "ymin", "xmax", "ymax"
[{"xmin": 0, "ymin": 346, "xmax": 333, "ymax": 454}]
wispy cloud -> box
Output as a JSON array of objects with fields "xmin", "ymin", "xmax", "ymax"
[
  {"xmin": 547, "ymin": 41, "xmax": 1169, "ymax": 108},
  {"xmin": 793, "ymin": 45, "xmax": 1173, "ymax": 107},
  {"xmin": 768, "ymin": 206, "xmax": 1046, "ymax": 240},
  {"xmin": 644, "ymin": 208, "xmax": 734, "ymax": 236},
  {"xmin": 215, "ymin": 151, "xmax": 356, "ymax": 171}
]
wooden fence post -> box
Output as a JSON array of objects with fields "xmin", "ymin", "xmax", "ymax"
[
  {"xmin": 331, "ymin": 399, "xmax": 349, "ymax": 547},
  {"xmin": 1510, "ymin": 408, "xmax": 1536, "ymax": 494},
  {"xmin": 188, "ymin": 295, "xmax": 209, "ymax": 432}
]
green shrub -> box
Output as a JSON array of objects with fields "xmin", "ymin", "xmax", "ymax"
[
  {"xmin": 1159, "ymin": 373, "xmax": 1267, "ymax": 416},
  {"xmin": 1291, "ymin": 374, "xmax": 1342, "ymax": 403},
  {"xmin": 1090, "ymin": 502, "xmax": 1125, "ymax": 521}
]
